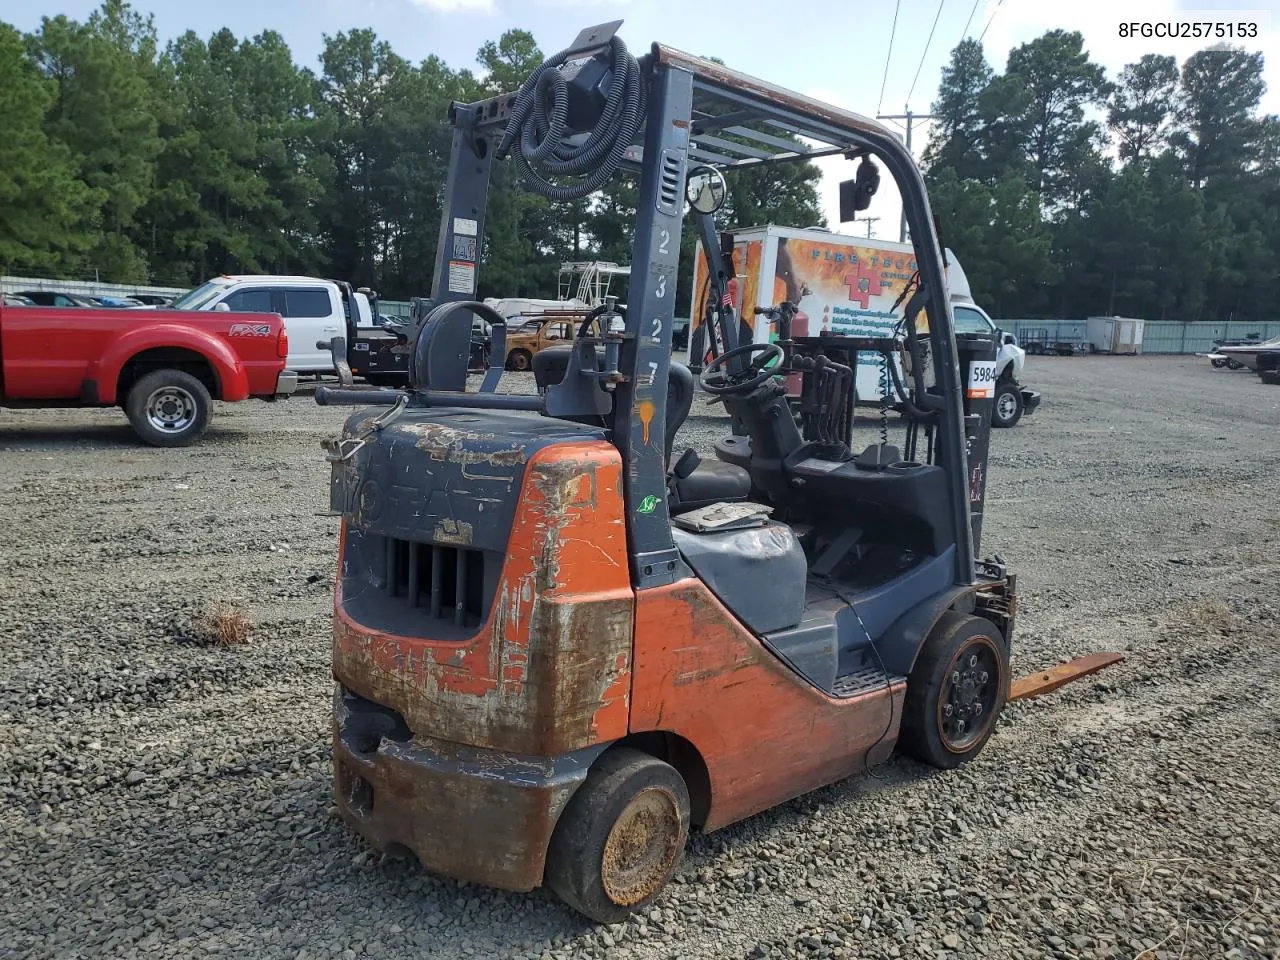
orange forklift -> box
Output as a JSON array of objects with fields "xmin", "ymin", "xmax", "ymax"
[{"xmin": 315, "ymin": 22, "xmax": 1021, "ymax": 922}]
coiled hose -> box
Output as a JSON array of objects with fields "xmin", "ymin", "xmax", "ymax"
[{"xmin": 497, "ymin": 36, "xmax": 646, "ymax": 201}]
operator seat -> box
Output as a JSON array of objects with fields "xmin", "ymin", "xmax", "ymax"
[{"xmin": 533, "ymin": 346, "xmax": 750, "ymax": 511}]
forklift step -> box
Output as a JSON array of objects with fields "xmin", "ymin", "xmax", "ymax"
[{"xmin": 831, "ymin": 665, "xmax": 903, "ymax": 699}]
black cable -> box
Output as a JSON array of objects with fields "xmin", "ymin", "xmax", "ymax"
[
  {"xmin": 959, "ymin": 0, "xmax": 982, "ymax": 41},
  {"xmin": 497, "ymin": 36, "xmax": 646, "ymax": 201},
  {"xmin": 906, "ymin": 0, "xmax": 948, "ymax": 107},
  {"xmin": 876, "ymin": 0, "xmax": 903, "ymax": 116},
  {"xmin": 841, "ymin": 600, "xmax": 896, "ymax": 780},
  {"xmin": 979, "ymin": 0, "xmax": 1006, "ymax": 43}
]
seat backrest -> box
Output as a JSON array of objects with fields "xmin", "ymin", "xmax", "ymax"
[
  {"xmin": 532, "ymin": 345, "xmax": 575, "ymax": 392},
  {"xmin": 536, "ymin": 346, "xmax": 695, "ymax": 467},
  {"xmin": 665, "ymin": 361, "xmax": 695, "ymax": 466}
]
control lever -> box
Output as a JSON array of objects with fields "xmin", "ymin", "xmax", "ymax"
[{"xmin": 317, "ymin": 336, "xmax": 354, "ymax": 386}]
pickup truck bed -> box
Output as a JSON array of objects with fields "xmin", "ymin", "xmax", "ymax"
[{"xmin": 0, "ymin": 303, "xmax": 296, "ymax": 446}]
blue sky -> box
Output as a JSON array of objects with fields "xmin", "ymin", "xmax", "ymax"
[{"xmin": 3, "ymin": 0, "xmax": 1277, "ymax": 236}]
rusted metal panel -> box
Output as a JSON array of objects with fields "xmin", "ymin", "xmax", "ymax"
[
  {"xmin": 629, "ymin": 578, "xmax": 904, "ymax": 832},
  {"xmin": 1009, "ymin": 653, "xmax": 1124, "ymax": 702},
  {"xmin": 333, "ymin": 439, "xmax": 635, "ymax": 757},
  {"xmin": 333, "ymin": 691, "xmax": 603, "ymax": 891}
]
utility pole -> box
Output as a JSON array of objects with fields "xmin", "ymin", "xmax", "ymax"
[
  {"xmin": 854, "ymin": 216, "xmax": 879, "ymax": 239},
  {"xmin": 875, "ymin": 108, "xmax": 939, "ymax": 243}
]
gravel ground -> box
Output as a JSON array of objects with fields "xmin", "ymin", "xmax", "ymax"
[{"xmin": 2, "ymin": 355, "xmax": 1278, "ymax": 960}]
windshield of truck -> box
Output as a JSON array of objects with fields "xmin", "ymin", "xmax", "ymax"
[
  {"xmin": 171, "ymin": 279, "xmax": 232, "ymax": 310},
  {"xmin": 953, "ymin": 305, "xmax": 995, "ymax": 335}
]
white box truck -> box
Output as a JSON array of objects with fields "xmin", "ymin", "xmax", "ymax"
[{"xmin": 688, "ymin": 224, "xmax": 1040, "ymax": 427}]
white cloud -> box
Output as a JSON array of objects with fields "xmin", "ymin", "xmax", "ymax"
[{"xmin": 410, "ymin": 0, "xmax": 495, "ymax": 12}]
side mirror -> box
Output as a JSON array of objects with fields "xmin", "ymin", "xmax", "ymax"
[
  {"xmin": 838, "ymin": 156, "xmax": 881, "ymax": 221},
  {"xmin": 686, "ymin": 165, "xmax": 727, "ymax": 214},
  {"xmin": 1004, "ymin": 334, "xmax": 1017, "ymax": 346},
  {"xmin": 213, "ymin": 302, "xmax": 231, "ymax": 312}
]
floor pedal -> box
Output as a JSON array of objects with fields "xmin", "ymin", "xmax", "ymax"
[{"xmin": 831, "ymin": 666, "xmax": 903, "ymax": 698}]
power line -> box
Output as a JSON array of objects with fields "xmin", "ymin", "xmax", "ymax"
[
  {"xmin": 876, "ymin": 111, "xmax": 940, "ymax": 243},
  {"xmin": 960, "ymin": 0, "xmax": 982, "ymax": 41},
  {"xmin": 979, "ymin": 0, "xmax": 1006, "ymax": 43},
  {"xmin": 906, "ymin": 0, "xmax": 947, "ymax": 108},
  {"xmin": 876, "ymin": 0, "xmax": 903, "ymax": 116}
]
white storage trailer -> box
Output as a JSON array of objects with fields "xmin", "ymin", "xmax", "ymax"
[{"xmin": 1086, "ymin": 316, "xmax": 1145, "ymax": 355}]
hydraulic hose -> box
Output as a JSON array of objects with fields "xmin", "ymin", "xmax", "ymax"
[{"xmin": 497, "ymin": 36, "xmax": 646, "ymax": 201}]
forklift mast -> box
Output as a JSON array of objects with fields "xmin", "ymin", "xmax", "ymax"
[{"xmin": 426, "ymin": 28, "xmax": 979, "ymax": 587}]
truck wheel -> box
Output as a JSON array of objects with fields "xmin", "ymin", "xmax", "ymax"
[
  {"xmin": 507, "ymin": 349, "xmax": 532, "ymax": 372},
  {"xmin": 900, "ymin": 612, "xmax": 1009, "ymax": 770},
  {"xmin": 992, "ymin": 381, "xmax": 1023, "ymax": 428},
  {"xmin": 545, "ymin": 748, "xmax": 690, "ymax": 923},
  {"xmin": 125, "ymin": 369, "xmax": 211, "ymax": 447}
]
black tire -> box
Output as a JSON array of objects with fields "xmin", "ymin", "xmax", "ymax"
[
  {"xmin": 507, "ymin": 349, "xmax": 532, "ymax": 372},
  {"xmin": 899, "ymin": 612, "xmax": 1009, "ymax": 770},
  {"xmin": 1210, "ymin": 357, "xmax": 1227, "ymax": 369},
  {"xmin": 124, "ymin": 369, "xmax": 212, "ymax": 447},
  {"xmin": 545, "ymin": 748, "xmax": 690, "ymax": 924},
  {"xmin": 991, "ymin": 380, "xmax": 1024, "ymax": 428}
]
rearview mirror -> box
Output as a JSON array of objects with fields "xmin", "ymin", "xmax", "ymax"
[
  {"xmin": 686, "ymin": 165, "xmax": 727, "ymax": 214},
  {"xmin": 838, "ymin": 156, "xmax": 881, "ymax": 221}
]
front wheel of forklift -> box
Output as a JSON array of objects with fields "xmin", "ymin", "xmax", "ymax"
[
  {"xmin": 545, "ymin": 748, "xmax": 690, "ymax": 923},
  {"xmin": 900, "ymin": 612, "xmax": 1010, "ymax": 770}
]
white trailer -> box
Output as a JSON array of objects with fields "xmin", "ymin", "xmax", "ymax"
[{"xmin": 1086, "ymin": 316, "xmax": 1145, "ymax": 355}]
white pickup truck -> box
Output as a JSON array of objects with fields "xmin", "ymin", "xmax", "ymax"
[{"xmin": 169, "ymin": 275, "xmax": 393, "ymax": 376}]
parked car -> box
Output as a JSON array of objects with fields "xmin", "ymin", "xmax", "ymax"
[
  {"xmin": 97, "ymin": 296, "xmax": 146, "ymax": 308},
  {"xmin": 502, "ymin": 314, "xmax": 605, "ymax": 370},
  {"xmin": 0, "ymin": 299, "xmax": 296, "ymax": 446},
  {"xmin": 671, "ymin": 316, "xmax": 690, "ymax": 351},
  {"xmin": 129, "ymin": 294, "xmax": 174, "ymax": 306},
  {"xmin": 2, "ymin": 294, "xmax": 35, "ymax": 307},
  {"xmin": 17, "ymin": 290, "xmax": 97, "ymax": 308}
]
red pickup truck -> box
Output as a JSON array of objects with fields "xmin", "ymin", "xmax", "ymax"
[{"xmin": 0, "ymin": 301, "xmax": 297, "ymax": 446}]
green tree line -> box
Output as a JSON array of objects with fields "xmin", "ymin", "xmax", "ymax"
[
  {"xmin": 4, "ymin": 3, "xmax": 1275, "ymax": 323},
  {"xmin": 923, "ymin": 34, "xmax": 1279, "ymax": 322},
  {"xmin": 0, "ymin": 1, "xmax": 822, "ymax": 308}
]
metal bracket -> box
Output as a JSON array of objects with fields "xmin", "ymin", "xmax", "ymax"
[
  {"xmin": 322, "ymin": 437, "xmax": 366, "ymax": 463},
  {"xmin": 320, "ymin": 393, "xmax": 409, "ymax": 464},
  {"xmin": 566, "ymin": 20, "xmax": 623, "ymax": 58}
]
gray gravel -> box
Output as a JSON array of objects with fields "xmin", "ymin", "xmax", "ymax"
[{"xmin": 2, "ymin": 355, "xmax": 1278, "ymax": 960}]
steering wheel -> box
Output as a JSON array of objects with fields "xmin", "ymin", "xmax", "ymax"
[{"xmin": 699, "ymin": 342, "xmax": 785, "ymax": 395}]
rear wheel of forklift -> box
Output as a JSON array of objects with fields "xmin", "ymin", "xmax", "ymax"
[
  {"xmin": 900, "ymin": 612, "xmax": 1009, "ymax": 769},
  {"xmin": 545, "ymin": 748, "xmax": 690, "ymax": 923}
]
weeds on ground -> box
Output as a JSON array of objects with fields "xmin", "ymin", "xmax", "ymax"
[{"xmin": 191, "ymin": 600, "xmax": 253, "ymax": 646}]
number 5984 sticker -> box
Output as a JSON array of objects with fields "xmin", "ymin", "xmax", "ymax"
[{"xmin": 966, "ymin": 360, "xmax": 996, "ymax": 399}]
